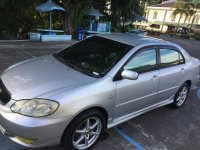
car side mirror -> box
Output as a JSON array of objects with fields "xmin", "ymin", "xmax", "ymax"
[{"xmin": 121, "ymin": 70, "xmax": 139, "ymax": 80}]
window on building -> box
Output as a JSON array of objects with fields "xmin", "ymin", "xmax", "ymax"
[
  {"xmin": 153, "ymin": 11, "xmax": 158, "ymax": 19},
  {"xmin": 171, "ymin": 13, "xmax": 176, "ymax": 21},
  {"xmin": 186, "ymin": 16, "xmax": 191, "ymax": 23},
  {"xmin": 195, "ymin": 15, "xmax": 200, "ymax": 24}
]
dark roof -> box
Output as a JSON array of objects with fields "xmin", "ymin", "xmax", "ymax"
[
  {"xmin": 151, "ymin": 2, "xmax": 175, "ymax": 8},
  {"xmin": 36, "ymin": 0, "xmax": 65, "ymax": 12}
]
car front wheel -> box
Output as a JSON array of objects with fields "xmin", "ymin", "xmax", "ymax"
[{"xmin": 62, "ymin": 109, "xmax": 105, "ymax": 150}]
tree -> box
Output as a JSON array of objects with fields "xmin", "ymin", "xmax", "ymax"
[
  {"xmin": 145, "ymin": 0, "xmax": 162, "ymax": 5},
  {"xmin": 92, "ymin": 0, "xmax": 107, "ymax": 12},
  {"xmin": 0, "ymin": 0, "xmax": 148, "ymax": 39},
  {"xmin": 0, "ymin": 0, "xmax": 65, "ymax": 39},
  {"xmin": 59, "ymin": 0, "xmax": 92, "ymax": 35},
  {"xmin": 173, "ymin": 0, "xmax": 194, "ymax": 33},
  {"xmin": 0, "ymin": 0, "xmax": 42, "ymax": 39},
  {"xmin": 187, "ymin": 0, "xmax": 200, "ymax": 31},
  {"xmin": 111, "ymin": 0, "xmax": 141, "ymax": 32},
  {"xmin": 110, "ymin": 0, "xmax": 161, "ymax": 32},
  {"xmin": 0, "ymin": 0, "xmax": 93, "ymax": 38}
]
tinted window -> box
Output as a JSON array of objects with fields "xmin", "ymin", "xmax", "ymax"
[
  {"xmin": 160, "ymin": 49, "xmax": 184, "ymax": 68},
  {"xmin": 124, "ymin": 49, "xmax": 157, "ymax": 73},
  {"xmin": 56, "ymin": 36, "xmax": 133, "ymax": 77}
]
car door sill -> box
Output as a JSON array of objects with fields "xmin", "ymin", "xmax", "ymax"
[{"xmin": 107, "ymin": 96, "xmax": 174, "ymax": 129}]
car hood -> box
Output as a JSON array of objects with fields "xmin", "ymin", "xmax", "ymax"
[{"xmin": 1, "ymin": 55, "xmax": 96, "ymax": 100}]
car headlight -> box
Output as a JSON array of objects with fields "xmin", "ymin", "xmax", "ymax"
[{"xmin": 10, "ymin": 99, "xmax": 59, "ymax": 117}]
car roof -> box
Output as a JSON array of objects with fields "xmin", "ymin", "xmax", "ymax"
[{"xmin": 97, "ymin": 33, "xmax": 172, "ymax": 46}]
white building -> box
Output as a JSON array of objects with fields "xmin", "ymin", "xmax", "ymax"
[{"xmin": 135, "ymin": 0, "xmax": 200, "ymax": 32}]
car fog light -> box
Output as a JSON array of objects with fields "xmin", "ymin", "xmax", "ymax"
[{"xmin": 16, "ymin": 136, "xmax": 36, "ymax": 144}]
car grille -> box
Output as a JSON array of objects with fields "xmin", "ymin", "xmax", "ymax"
[{"xmin": 0, "ymin": 79, "xmax": 11, "ymax": 105}]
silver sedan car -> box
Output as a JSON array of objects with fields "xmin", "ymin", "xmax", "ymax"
[{"xmin": 0, "ymin": 34, "xmax": 199, "ymax": 150}]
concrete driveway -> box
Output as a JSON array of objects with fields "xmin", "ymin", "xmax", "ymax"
[{"xmin": 0, "ymin": 37, "xmax": 200, "ymax": 150}]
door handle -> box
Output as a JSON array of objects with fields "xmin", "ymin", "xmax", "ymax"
[{"xmin": 151, "ymin": 75, "xmax": 159, "ymax": 80}]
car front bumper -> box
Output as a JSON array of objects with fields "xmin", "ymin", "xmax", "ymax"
[{"xmin": 0, "ymin": 102, "xmax": 72, "ymax": 148}]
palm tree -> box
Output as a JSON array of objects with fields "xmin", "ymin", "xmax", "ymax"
[
  {"xmin": 173, "ymin": 0, "xmax": 194, "ymax": 33},
  {"xmin": 188, "ymin": 0, "xmax": 200, "ymax": 31}
]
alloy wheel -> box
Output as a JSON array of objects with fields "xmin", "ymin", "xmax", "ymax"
[
  {"xmin": 176, "ymin": 86, "xmax": 189, "ymax": 107},
  {"xmin": 72, "ymin": 117, "xmax": 102, "ymax": 150}
]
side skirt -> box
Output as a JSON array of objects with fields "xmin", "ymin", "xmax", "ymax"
[{"xmin": 107, "ymin": 96, "xmax": 174, "ymax": 129}]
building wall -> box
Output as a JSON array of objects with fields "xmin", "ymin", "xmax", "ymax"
[
  {"xmin": 147, "ymin": 8, "xmax": 189, "ymax": 24},
  {"xmin": 145, "ymin": 6, "xmax": 200, "ymax": 32},
  {"xmin": 147, "ymin": 8, "xmax": 166, "ymax": 22}
]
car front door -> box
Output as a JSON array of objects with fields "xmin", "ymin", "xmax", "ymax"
[
  {"xmin": 114, "ymin": 47, "xmax": 160, "ymax": 119},
  {"xmin": 157, "ymin": 47, "xmax": 186, "ymax": 102}
]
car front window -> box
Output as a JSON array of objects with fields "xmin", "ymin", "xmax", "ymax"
[
  {"xmin": 55, "ymin": 36, "xmax": 133, "ymax": 78},
  {"xmin": 124, "ymin": 49, "xmax": 157, "ymax": 73}
]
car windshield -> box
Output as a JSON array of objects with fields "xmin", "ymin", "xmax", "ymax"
[{"xmin": 55, "ymin": 36, "xmax": 133, "ymax": 78}]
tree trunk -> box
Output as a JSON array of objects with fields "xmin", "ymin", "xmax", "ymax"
[
  {"xmin": 183, "ymin": 15, "xmax": 187, "ymax": 24},
  {"xmin": 63, "ymin": 3, "xmax": 74, "ymax": 35},
  {"xmin": 176, "ymin": 16, "xmax": 182, "ymax": 35},
  {"xmin": 189, "ymin": 9, "xmax": 197, "ymax": 32},
  {"xmin": 64, "ymin": 11, "xmax": 73, "ymax": 34}
]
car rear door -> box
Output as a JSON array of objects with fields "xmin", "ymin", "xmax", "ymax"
[
  {"xmin": 114, "ymin": 47, "xmax": 160, "ymax": 118},
  {"xmin": 157, "ymin": 46, "xmax": 186, "ymax": 102}
]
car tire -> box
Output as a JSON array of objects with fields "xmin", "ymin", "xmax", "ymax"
[
  {"xmin": 62, "ymin": 109, "xmax": 106, "ymax": 150},
  {"xmin": 172, "ymin": 83, "xmax": 190, "ymax": 108}
]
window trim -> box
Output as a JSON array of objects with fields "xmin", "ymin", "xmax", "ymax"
[
  {"xmin": 113, "ymin": 46, "xmax": 159, "ymax": 81},
  {"xmin": 158, "ymin": 46, "xmax": 185, "ymax": 69}
]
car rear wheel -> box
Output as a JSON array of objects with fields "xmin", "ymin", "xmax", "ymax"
[
  {"xmin": 172, "ymin": 83, "xmax": 190, "ymax": 108},
  {"xmin": 62, "ymin": 109, "xmax": 105, "ymax": 150}
]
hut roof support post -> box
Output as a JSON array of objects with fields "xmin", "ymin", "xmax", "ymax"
[
  {"xmin": 50, "ymin": 11, "xmax": 52, "ymax": 30},
  {"xmin": 90, "ymin": 16, "xmax": 92, "ymax": 31}
]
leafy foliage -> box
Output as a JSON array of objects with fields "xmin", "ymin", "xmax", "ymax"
[
  {"xmin": 173, "ymin": 0, "xmax": 194, "ymax": 19},
  {"xmin": 0, "ymin": 0, "xmax": 149, "ymax": 39},
  {"xmin": 110, "ymin": 0, "xmax": 162, "ymax": 32},
  {"xmin": 0, "ymin": 0, "xmax": 65, "ymax": 39},
  {"xmin": 173, "ymin": 0, "xmax": 200, "ymax": 32},
  {"xmin": 187, "ymin": 0, "xmax": 200, "ymax": 30},
  {"xmin": 59, "ymin": 0, "xmax": 93, "ymax": 35},
  {"xmin": 110, "ymin": 0, "xmax": 140, "ymax": 32},
  {"xmin": 145, "ymin": 0, "xmax": 162, "ymax": 5},
  {"xmin": 173, "ymin": 0, "xmax": 195, "ymax": 31}
]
